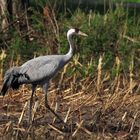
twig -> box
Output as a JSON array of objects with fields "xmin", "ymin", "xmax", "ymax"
[
  {"xmin": 63, "ymin": 91, "xmax": 83, "ymax": 100},
  {"xmin": 122, "ymin": 112, "xmax": 127, "ymax": 121},
  {"xmin": 72, "ymin": 120, "xmax": 83, "ymax": 137},
  {"xmin": 79, "ymin": 126, "xmax": 92, "ymax": 136},
  {"xmin": 129, "ymin": 52, "xmax": 134, "ymax": 94},
  {"xmin": 71, "ymin": 95, "xmax": 93, "ymax": 115},
  {"xmin": 3, "ymin": 121, "xmax": 12, "ymax": 135},
  {"xmin": 18, "ymin": 101, "xmax": 28, "ymax": 125},
  {"xmin": 97, "ymin": 55, "xmax": 103, "ymax": 92},
  {"xmin": 16, "ymin": 101, "xmax": 28, "ymax": 140},
  {"xmin": 123, "ymin": 35, "xmax": 139, "ymax": 43},
  {"xmin": 129, "ymin": 112, "xmax": 138, "ymax": 133},
  {"xmin": 53, "ymin": 101, "xmax": 58, "ymax": 123},
  {"xmin": 138, "ymin": 128, "xmax": 140, "ymax": 140},
  {"xmin": 0, "ymin": 8, "xmax": 31, "ymax": 34},
  {"xmin": 32, "ymin": 100, "xmax": 39, "ymax": 122},
  {"xmin": 48, "ymin": 123, "xmax": 64, "ymax": 135},
  {"xmin": 64, "ymin": 107, "xmax": 71, "ymax": 123}
]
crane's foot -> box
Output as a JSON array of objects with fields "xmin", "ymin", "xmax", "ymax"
[{"xmin": 45, "ymin": 102, "xmax": 68, "ymax": 128}]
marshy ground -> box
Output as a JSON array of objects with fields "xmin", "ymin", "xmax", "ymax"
[{"xmin": 0, "ymin": 70, "xmax": 140, "ymax": 140}]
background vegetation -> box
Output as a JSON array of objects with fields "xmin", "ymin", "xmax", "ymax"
[
  {"xmin": 0, "ymin": 0, "xmax": 140, "ymax": 139},
  {"xmin": 1, "ymin": 0, "xmax": 140, "ymax": 76}
]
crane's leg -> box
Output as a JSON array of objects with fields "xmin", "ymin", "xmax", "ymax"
[
  {"xmin": 29, "ymin": 85, "xmax": 36, "ymax": 124},
  {"xmin": 43, "ymin": 83, "xmax": 66, "ymax": 125}
]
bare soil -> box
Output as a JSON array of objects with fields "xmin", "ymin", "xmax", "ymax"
[{"xmin": 0, "ymin": 76, "xmax": 140, "ymax": 140}]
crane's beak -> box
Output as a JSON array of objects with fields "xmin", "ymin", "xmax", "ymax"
[{"xmin": 78, "ymin": 31, "xmax": 88, "ymax": 37}]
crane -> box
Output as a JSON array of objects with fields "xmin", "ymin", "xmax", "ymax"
[{"xmin": 0, "ymin": 28, "xmax": 87, "ymax": 125}]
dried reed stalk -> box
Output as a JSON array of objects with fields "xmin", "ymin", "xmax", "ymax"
[
  {"xmin": 0, "ymin": 49, "xmax": 6, "ymax": 80},
  {"xmin": 97, "ymin": 55, "xmax": 103, "ymax": 92},
  {"xmin": 116, "ymin": 56, "xmax": 120, "ymax": 78},
  {"xmin": 76, "ymin": 123, "xmax": 92, "ymax": 136},
  {"xmin": 53, "ymin": 102, "xmax": 58, "ymax": 123},
  {"xmin": 129, "ymin": 111, "xmax": 138, "ymax": 133},
  {"xmin": 16, "ymin": 101, "xmax": 28, "ymax": 140},
  {"xmin": 72, "ymin": 120, "xmax": 83, "ymax": 137},
  {"xmin": 57, "ymin": 64, "xmax": 68, "ymax": 93},
  {"xmin": 88, "ymin": 10, "xmax": 92, "ymax": 27},
  {"xmin": 64, "ymin": 107, "xmax": 71, "ymax": 123},
  {"xmin": 3, "ymin": 121, "xmax": 12, "ymax": 135},
  {"xmin": 48, "ymin": 123, "xmax": 64, "ymax": 135},
  {"xmin": 123, "ymin": 35, "xmax": 139, "ymax": 44},
  {"xmin": 115, "ymin": 56, "xmax": 121, "ymax": 93},
  {"xmin": 70, "ymin": 95, "xmax": 93, "ymax": 116},
  {"xmin": 63, "ymin": 91, "xmax": 83, "ymax": 100},
  {"xmin": 18, "ymin": 101, "xmax": 28, "ymax": 125},
  {"xmin": 32, "ymin": 100, "xmax": 39, "ymax": 121},
  {"xmin": 53, "ymin": 64, "xmax": 68, "ymax": 123},
  {"xmin": 138, "ymin": 128, "xmax": 140, "ymax": 140},
  {"xmin": 129, "ymin": 52, "xmax": 134, "ymax": 94}
]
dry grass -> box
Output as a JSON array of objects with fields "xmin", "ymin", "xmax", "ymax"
[{"xmin": 0, "ymin": 55, "xmax": 140, "ymax": 140}]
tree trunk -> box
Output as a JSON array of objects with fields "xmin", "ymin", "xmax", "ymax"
[
  {"xmin": 12, "ymin": 0, "xmax": 30, "ymax": 18},
  {"xmin": 12, "ymin": 0, "xmax": 18, "ymax": 18},
  {"xmin": 0, "ymin": 0, "xmax": 8, "ymax": 31}
]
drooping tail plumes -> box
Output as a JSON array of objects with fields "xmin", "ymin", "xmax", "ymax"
[{"xmin": 1, "ymin": 67, "xmax": 21, "ymax": 96}]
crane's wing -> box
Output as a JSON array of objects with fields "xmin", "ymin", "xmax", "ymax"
[
  {"xmin": 19, "ymin": 57, "xmax": 60, "ymax": 83},
  {"xmin": 28, "ymin": 62, "xmax": 59, "ymax": 82}
]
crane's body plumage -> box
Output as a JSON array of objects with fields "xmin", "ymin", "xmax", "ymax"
[
  {"xmin": 18, "ymin": 54, "xmax": 71, "ymax": 85},
  {"xmin": 0, "ymin": 28, "xmax": 87, "ymax": 124}
]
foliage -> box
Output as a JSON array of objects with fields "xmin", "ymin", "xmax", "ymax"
[
  {"xmin": 58, "ymin": 7, "xmax": 140, "ymax": 76},
  {"xmin": 0, "ymin": 3, "xmax": 140, "ymax": 78}
]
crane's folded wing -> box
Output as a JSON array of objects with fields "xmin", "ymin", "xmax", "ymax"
[{"xmin": 19, "ymin": 61, "xmax": 59, "ymax": 83}]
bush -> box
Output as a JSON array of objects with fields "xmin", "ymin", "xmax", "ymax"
[{"xmin": 0, "ymin": 4, "xmax": 140, "ymax": 77}]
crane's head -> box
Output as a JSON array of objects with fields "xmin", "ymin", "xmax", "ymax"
[{"xmin": 67, "ymin": 28, "xmax": 88, "ymax": 37}]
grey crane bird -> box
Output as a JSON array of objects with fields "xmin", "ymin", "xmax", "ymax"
[{"xmin": 0, "ymin": 28, "xmax": 87, "ymax": 124}]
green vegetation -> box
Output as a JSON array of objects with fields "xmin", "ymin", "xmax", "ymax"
[{"xmin": 1, "ymin": 3, "xmax": 139, "ymax": 77}]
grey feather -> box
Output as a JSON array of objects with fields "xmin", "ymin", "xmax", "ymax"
[
  {"xmin": 0, "ymin": 67, "xmax": 27, "ymax": 96},
  {"xmin": 18, "ymin": 55, "xmax": 67, "ymax": 84}
]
